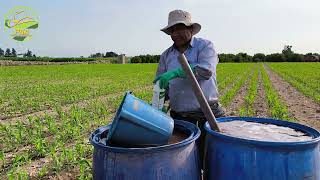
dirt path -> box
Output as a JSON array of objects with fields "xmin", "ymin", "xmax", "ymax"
[
  {"xmin": 253, "ymin": 70, "xmax": 270, "ymax": 118},
  {"xmin": 265, "ymin": 65, "xmax": 320, "ymax": 130}
]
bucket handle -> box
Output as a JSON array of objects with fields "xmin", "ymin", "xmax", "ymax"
[{"xmin": 91, "ymin": 125, "xmax": 110, "ymax": 142}]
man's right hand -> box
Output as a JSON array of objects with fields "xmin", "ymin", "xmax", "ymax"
[{"xmin": 153, "ymin": 68, "xmax": 184, "ymax": 89}]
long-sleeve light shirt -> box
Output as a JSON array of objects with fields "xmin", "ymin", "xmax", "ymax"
[{"xmin": 155, "ymin": 37, "xmax": 219, "ymax": 112}]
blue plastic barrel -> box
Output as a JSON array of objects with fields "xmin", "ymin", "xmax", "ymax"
[
  {"xmin": 90, "ymin": 120, "xmax": 201, "ymax": 180},
  {"xmin": 107, "ymin": 92, "xmax": 174, "ymax": 147},
  {"xmin": 204, "ymin": 117, "xmax": 320, "ymax": 180}
]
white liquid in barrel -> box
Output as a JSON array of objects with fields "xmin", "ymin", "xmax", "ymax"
[{"xmin": 219, "ymin": 121, "xmax": 312, "ymax": 142}]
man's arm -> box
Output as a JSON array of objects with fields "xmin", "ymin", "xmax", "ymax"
[{"xmin": 194, "ymin": 41, "xmax": 218, "ymax": 80}]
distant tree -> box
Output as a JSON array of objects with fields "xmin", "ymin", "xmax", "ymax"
[
  {"xmin": 0, "ymin": 48, "xmax": 4, "ymax": 56},
  {"xmin": 287, "ymin": 53, "xmax": 304, "ymax": 62},
  {"xmin": 105, "ymin": 51, "xmax": 118, "ymax": 57},
  {"xmin": 265, "ymin": 53, "xmax": 286, "ymax": 62},
  {"xmin": 131, "ymin": 56, "xmax": 142, "ymax": 63},
  {"xmin": 252, "ymin": 53, "xmax": 265, "ymax": 62},
  {"xmin": 218, "ymin": 54, "xmax": 236, "ymax": 62},
  {"xmin": 11, "ymin": 48, "xmax": 17, "ymax": 57},
  {"xmin": 96, "ymin": 53, "xmax": 103, "ymax": 57},
  {"xmin": 5, "ymin": 48, "xmax": 11, "ymax": 57},
  {"xmin": 304, "ymin": 53, "xmax": 319, "ymax": 62},
  {"xmin": 90, "ymin": 52, "xmax": 105, "ymax": 58},
  {"xmin": 130, "ymin": 55, "xmax": 160, "ymax": 63},
  {"xmin": 234, "ymin": 53, "xmax": 252, "ymax": 62},
  {"xmin": 282, "ymin": 45, "xmax": 293, "ymax": 61},
  {"xmin": 282, "ymin": 45, "xmax": 293, "ymax": 54},
  {"xmin": 24, "ymin": 50, "xmax": 33, "ymax": 57}
]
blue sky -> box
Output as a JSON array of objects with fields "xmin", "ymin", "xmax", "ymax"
[{"xmin": 0, "ymin": 0, "xmax": 319, "ymax": 57}]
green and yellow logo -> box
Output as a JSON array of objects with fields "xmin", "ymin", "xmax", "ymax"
[{"xmin": 4, "ymin": 6, "xmax": 39, "ymax": 42}]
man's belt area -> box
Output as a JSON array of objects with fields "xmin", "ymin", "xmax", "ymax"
[{"xmin": 170, "ymin": 101, "xmax": 225, "ymax": 121}]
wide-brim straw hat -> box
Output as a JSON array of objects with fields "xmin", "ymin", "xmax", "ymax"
[{"xmin": 161, "ymin": 10, "xmax": 201, "ymax": 35}]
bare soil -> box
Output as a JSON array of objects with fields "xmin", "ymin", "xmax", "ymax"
[
  {"xmin": 265, "ymin": 65, "xmax": 320, "ymax": 130},
  {"xmin": 47, "ymin": 168, "xmax": 80, "ymax": 180}
]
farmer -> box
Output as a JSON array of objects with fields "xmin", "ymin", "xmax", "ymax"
[{"xmin": 154, "ymin": 9, "xmax": 225, "ymax": 167}]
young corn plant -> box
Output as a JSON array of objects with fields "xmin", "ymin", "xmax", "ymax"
[
  {"xmin": 13, "ymin": 121, "xmax": 26, "ymax": 144},
  {"xmin": 32, "ymin": 137, "xmax": 47, "ymax": 158},
  {"xmin": 51, "ymin": 151, "xmax": 63, "ymax": 173},
  {"xmin": 11, "ymin": 152, "xmax": 30, "ymax": 169},
  {"xmin": 17, "ymin": 170, "xmax": 29, "ymax": 180},
  {"xmin": 44, "ymin": 115, "xmax": 58, "ymax": 135},
  {"xmin": 78, "ymin": 159, "xmax": 92, "ymax": 180},
  {"xmin": 37, "ymin": 166, "xmax": 48, "ymax": 178},
  {"xmin": 0, "ymin": 150, "xmax": 5, "ymax": 168},
  {"xmin": 7, "ymin": 168, "xmax": 16, "ymax": 180},
  {"xmin": 1, "ymin": 123, "xmax": 15, "ymax": 150}
]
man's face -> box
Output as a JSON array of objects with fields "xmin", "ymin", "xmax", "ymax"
[{"xmin": 169, "ymin": 24, "xmax": 193, "ymax": 47}]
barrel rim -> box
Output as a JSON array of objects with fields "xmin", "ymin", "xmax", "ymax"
[
  {"xmin": 90, "ymin": 120, "xmax": 200, "ymax": 153},
  {"xmin": 205, "ymin": 117, "xmax": 320, "ymax": 147}
]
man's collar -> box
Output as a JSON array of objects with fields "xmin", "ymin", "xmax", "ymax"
[{"xmin": 190, "ymin": 36, "xmax": 195, "ymax": 48}]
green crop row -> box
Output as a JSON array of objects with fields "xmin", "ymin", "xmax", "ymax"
[
  {"xmin": 216, "ymin": 63, "xmax": 252, "ymax": 93},
  {"xmin": 239, "ymin": 64, "xmax": 259, "ymax": 116},
  {"xmin": 261, "ymin": 65, "xmax": 291, "ymax": 120},
  {"xmin": 219, "ymin": 64, "xmax": 255, "ymax": 106}
]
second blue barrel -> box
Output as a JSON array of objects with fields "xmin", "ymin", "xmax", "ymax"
[
  {"xmin": 90, "ymin": 120, "xmax": 201, "ymax": 180},
  {"xmin": 205, "ymin": 117, "xmax": 320, "ymax": 180}
]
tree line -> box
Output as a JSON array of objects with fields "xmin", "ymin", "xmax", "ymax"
[
  {"xmin": 218, "ymin": 46, "xmax": 319, "ymax": 62},
  {"xmin": 1, "ymin": 45, "xmax": 318, "ymax": 63},
  {"xmin": 130, "ymin": 46, "xmax": 319, "ymax": 63},
  {"xmin": 130, "ymin": 55, "xmax": 161, "ymax": 63},
  {"xmin": 0, "ymin": 48, "xmax": 36, "ymax": 58},
  {"xmin": 89, "ymin": 51, "xmax": 119, "ymax": 58}
]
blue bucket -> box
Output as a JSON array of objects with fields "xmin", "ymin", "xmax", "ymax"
[
  {"xmin": 106, "ymin": 92, "xmax": 174, "ymax": 147},
  {"xmin": 204, "ymin": 117, "xmax": 320, "ymax": 180}
]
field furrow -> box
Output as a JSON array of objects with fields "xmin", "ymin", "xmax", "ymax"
[{"xmin": 265, "ymin": 65, "xmax": 320, "ymax": 130}]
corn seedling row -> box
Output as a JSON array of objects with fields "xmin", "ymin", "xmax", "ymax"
[
  {"xmin": 239, "ymin": 64, "xmax": 259, "ymax": 116},
  {"xmin": 261, "ymin": 65, "xmax": 291, "ymax": 120}
]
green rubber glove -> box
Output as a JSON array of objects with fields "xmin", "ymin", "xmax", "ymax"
[
  {"xmin": 153, "ymin": 65, "xmax": 195, "ymax": 89},
  {"xmin": 161, "ymin": 105, "xmax": 169, "ymax": 113}
]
